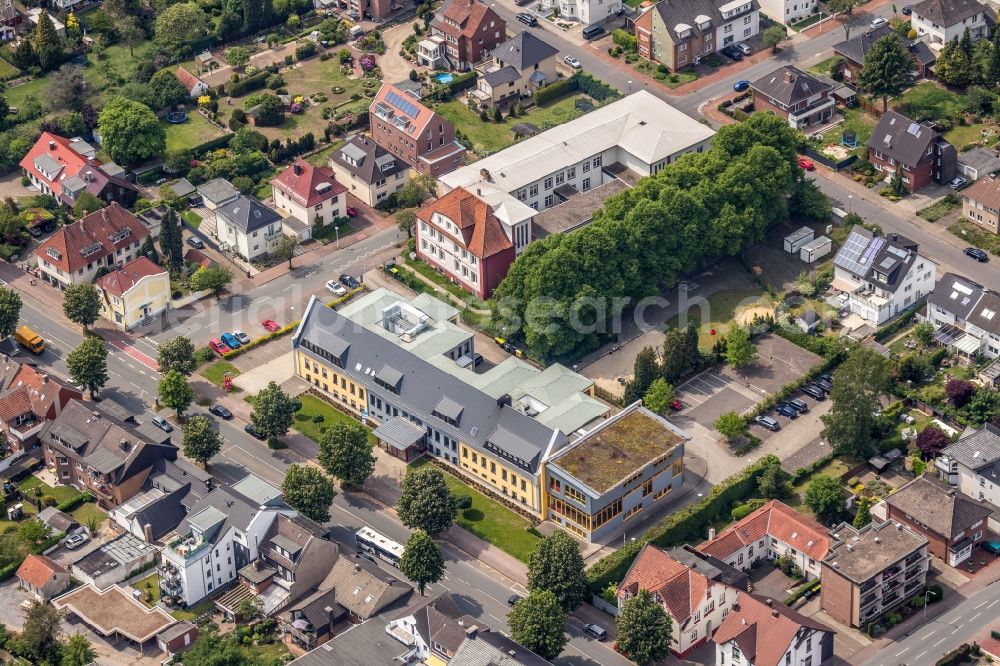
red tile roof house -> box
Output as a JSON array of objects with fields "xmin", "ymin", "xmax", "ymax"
[
  {"xmin": 713, "ymin": 591, "xmax": 835, "ymax": 666},
  {"xmin": 430, "ymin": 0, "xmax": 507, "ymax": 71},
  {"xmin": 34, "ymin": 202, "xmax": 150, "ymax": 290},
  {"xmin": 17, "ymin": 554, "xmax": 70, "ymax": 601},
  {"xmin": 415, "ymin": 187, "xmax": 516, "ymax": 300},
  {"xmin": 270, "ymin": 159, "xmax": 347, "ymax": 236},
  {"xmin": 697, "ymin": 500, "xmax": 831, "ymax": 580},
  {"xmin": 618, "ymin": 544, "xmax": 742, "ymax": 656},
  {"xmin": 95, "ymin": 257, "xmax": 171, "ymax": 330},
  {"xmin": 369, "ymin": 83, "xmax": 467, "ymax": 178},
  {"xmin": 19, "ymin": 132, "xmax": 139, "ymax": 209},
  {"xmin": 175, "ymin": 67, "xmax": 209, "ymax": 99},
  {"xmin": 0, "ymin": 362, "xmax": 82, "ymax": 461}
]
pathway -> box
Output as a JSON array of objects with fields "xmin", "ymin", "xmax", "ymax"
[{"xmin": 379, "ymin": 22, "xmax": 418, "ymax": 83}]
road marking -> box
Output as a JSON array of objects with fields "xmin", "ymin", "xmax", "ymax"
[
  {"xmin": 945, "ymin": 615, "xmax": 962, "ymax": 624},
  {"xmin": 989, "ymin": 599, "xmax": 1000, "ymax": 609},
  {"xmin": 919, "ymin": 632, "xmax": 935, "ymax": 641},
  {"xmin": 896, "ymin": 648, "xmax": 909, "ymax": 656},
  {"xmin": 976, "ymin": 600, "xmax": 989, "ymax": 609},
  {"xmin": 969, "ymin": 612, "xmax": 981, "ymax": 623},
  {"xmin": 934, "ymin": 638, "xmax": 947, "ymax": 647},
  {"xmin": 915, "ymin": 651, "xmax": 927, "ymax": 659}
]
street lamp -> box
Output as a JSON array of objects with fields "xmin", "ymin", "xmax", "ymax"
[
  {"xmin": 628, "ymin": 80, "xmax": 633, "ymax": 94},
  {"xmin": 335, "ymin": 225, "xmax": 340, "ymax": 249},
  {"xmin": 847, "ymin": 194, "xmax": 853, "ymax": 213},
  {"xmin": 623, "ymin": 533, "xmax": 636, "ymax": 546},
  {"xmin": 923, "ymin": 588, "xmax": 932, "ymax": 621}
]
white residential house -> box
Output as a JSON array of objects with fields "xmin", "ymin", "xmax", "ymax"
[
  {"xmin": 911, "ymin": 0, "xmax": 989, "ymax": 47},
  {"xmin": 270, "ymin": 159, "xmax": 347, "ymax": 230},
  {"xmin": 551, "ymin": 0, "xmax": 621, "ymax": 26},
  {"xmin": 936, "ymin": 424, "xmax": 1000, "ymax": 532},
  {"xmin": 925, "ymin": 272, "xmax": 1000, "ymax": 359},
  {"xmin": 832, "ymin": 228, "xmax": 937, "ymax": 327},
  {"xmin": 215, "ymin": 195, "xmax": 284, "ymax": 261},
  {"xmin": 756, "ymin": 0, "xmax": 817, "ymax": 24}
]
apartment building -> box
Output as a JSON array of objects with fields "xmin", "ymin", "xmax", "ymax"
[
  {"xmin": 879, "ymin": 474, "xmax": 990, "ymax": 567},
  {"xmin": 20, "ymin": 132, "xmax": 139, "ymax": 209},
  {"xmin": 714, "ymin": 592, "xmax": 835, "ymax": 666},
  {"xmin": 756, "ymin": 0, "xmax": 816, "ymax": 23},
  {"xmin": 634, "ymin": 0, "xmax": 759, "ymax": 72},
  {"xmin": 429, "ymin": 0, "xmax": 506, "ymax": 70},
  {"xmin": 545, "ymin": 403, "xmax": 687, "ymax": 542},
  {"xmin": 215, "ymin": 195, "xmax": 284, "ymax": 262},
  {"xmin": 820, "ymin": 520, "xmax": 930, "ymax": 628},
  {"xmin": 750, "ymin": 66, "xmax": 834, "ymax": 129},
  {"xmin": 328, "ymin": 135, "xmax": 411, "ymax": 208},
  {"xmin": 832, "ymin": 227, "xmax": 937, "ymax": 327},
  {"xmin": 271, "ymin": 159, "xmax": 347, "ymax": 231},
  {"xmin": 925, "ymin": 272, "xmax": 1000, "ymax": 359},
  {"xmin": 369, "ymin": 83, "xmax": 467, "ymax": 177},
  {"xmin": 937, "ymin": 424, "xmax": 1000, "ymax": 532},
  {"xmin": 868, "ymin": 110, "xmax": 957, "ymax": 192},
  {"xmin": 35, "ymin": 203, "xmax": 150, "ymax": 289},
  {"xmin": 962, "ymin": 173, "xmax": 1000, "ymax": 234},
  {"xmin": 911, "ymin": 0, "xmax": 989, "ymax": 46}
]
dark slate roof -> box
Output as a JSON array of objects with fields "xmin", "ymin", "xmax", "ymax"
[
  {"xmin": 883, "ymin": 475, "xmax": 992, "ymax": 538},
  {"xmin": 183, "ymin": 484, "xmax": 263, "ymax": 544},
  {"xmin": 483, "ymin": 65, "xmax": 521, "ymax": 87},
  {"xmin": 329, "ymin": 136, "xmax": 408, "ymax": 186},
  {"xmin": 490, "ymin": 31, "xmax": 558, "ymax": 70},
  {"xmin": 942, "ymin": 424, "xmax": 1000, "ymax": 471},
  {"xmin": 450, "ymin": 631, "xmax": 554, "ymax": 665},
  {"xmin": 297, "ymin": 589, "xmax": 346, "ymax": 629},
  {"xmin": 293, "ymin": 297, "xmax": 566, "ymax": 474},
  {"xmin": 869, "ymin": 110, "xmax": 943, "ymax": 166},
  {"xmin": 926, "ymin": 272, "xmax": 1000, "ymax": 336},
  {"xmin": 133, "ymin": 488, "xmax": 191, "ymax": 541},
  {"xmin": 833, "ymin": 227, "xmax": 920, "ymax": 294},
  {"xmin": 665, "ymin": 544, "xmax": 751, "ymax": 591},
  {"xmin": 832, "ymin": 26, "xmax": 936, "ymax": 66},
  {"xmin": 751, "ymin": 66, "xmax": 831, "ymax": 106},
  {"xmin": 913, "ymin": 0, "xmax": 985, "ymax": 26},
  {"xmin": 651, "ymin": 0, "xmax": 759, "ymax": 43},
  {"xmin": 216, "ymin": 195, "xmax": 282, "ymax": 233}
]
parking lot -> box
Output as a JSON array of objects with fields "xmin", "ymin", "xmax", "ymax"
[{"xmin": 677, "ymin": 370, "xmax": 758, "ymax": 429}]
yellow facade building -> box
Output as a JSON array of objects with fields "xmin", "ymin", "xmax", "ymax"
[{"xmin": 94, "ymin": 257, "xmax": 170, "ymax": 330}]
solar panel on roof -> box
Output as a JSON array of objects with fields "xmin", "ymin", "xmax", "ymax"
[
  {"xmin": 888, "ymin": 246, "xmax": 908, "ymax": 258},
  {"xmin": 386, "ymin": 90, "xmax": 418, "ymax": 118}
]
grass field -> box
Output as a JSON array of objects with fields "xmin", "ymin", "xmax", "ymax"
[
  {"xmin": 305, "ymin": 140, "xmax": 346, "ymax": 167},
  {"xmin": 666, "ymin": 289, "xmax": 772, "ymax": 347},
  {"xmin": 434, "ymin": 93, "xmax": 593, "ymax": 155},
  {"xmin": 134, "ymin": 573, "xmax": 162, "ymax": 607},
  {"xmin": 293, "ymin": 393, "xmax": 375, "ymax": 445},
  {"xmin": 171, "ymin": 596, "xmax": 217, "ymax": 621},
  {"xmin": 181, "ymin": 211, "xmax": 202, "ymax": 229},
  {"xmin": 787, "ymin": 457, "xmax": 852, "ymax": 515},
  {"xmin": 19, "ymin": 477, "xmax": 82, "ymax": 505},
  {"xmin": 411, "ymin": 459, "xmax": 541, "ymax": 563},
  {"xmin": 917, "ymin": 193, "xmax": 961, "ymax": 222},
  {"xmin": 199, "ymin": 360, "xmax": 241, "ymax": 387},
  {"xmin": 632, "ymin": 59, "xmax": 700, "ymax": 89},
  {"xmin": 949, "ymin": 219, "xmax": 1000, "ymax": 255},
  {"xmin": 893, "ymin": 82, "xmax": 969, "ymax": 125},
  {"xmin": 0, "ymin": 58, "xmax": 19, "ymax": 79},
  {"xmin": 70, "ymin": 502, "xmax": 106, "ymax": 530},
  {"xmin": 944, "ymin": 123, "xmax": 992, "ymax": 148},
  {"xmin": 163, "ymin": 113, "xmax": 226, "ymax": 153}
]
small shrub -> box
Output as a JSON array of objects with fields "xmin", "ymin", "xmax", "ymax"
[{"xmin": 312, "ymin": 414, "xmax": 324, "ymax": 423}]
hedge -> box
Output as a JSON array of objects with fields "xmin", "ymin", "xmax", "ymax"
[
  {"xmin": 191, "ymin": 132, "xmax": 235, "ymax": 157},
  {"xmin": 730, "ymin": 498, "xmax": 766, "ymax": 521},
  {"xmin": 534, "ymin": 76, "xmax": 577, "ymax": 106},
  {"xmin": 226, "ymin": 71, "xmax": 271, "ymax": 98},
  {"xmin": 791, "ymin": 453, "xmax": 834, "ymax": 485},
  {"xmin": 446, "ymin": 70, "xmax": 478, "ymax": 94},
  {"xmin": 0, "ymin": 561, "xmax": 19, "ymax": 582},
  {"xmin": 783, "ymin": 578, "xmax": 820, "ymax": 606},
  {"xmin": 587, "ymin": 455, "xmax": 780, "ymax": 592},
  {"xmin": 874, "ymin": 306, "xmax": 920, "ymax": 342},
  {"xmin": 55, "ymin": 492, "xmax": 93, "ymax": 513},
  {"xmin": 534, "ymin": 71, "xmax": 622, "ymax": 107}
]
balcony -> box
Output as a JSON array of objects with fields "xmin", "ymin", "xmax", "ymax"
[
  {"xmin": 166, "ymin": 533, "xmax": 210, "ymax": 560},
  {"xmin": 906, "ymin": 564, "xmax": 925, "ymax": 580},
  {"xmin": 882, "ymin": 565, "xmax": 902, "ymax": 580},
  {"xmin": 860, "ymin": 579, "xmax": 876, "ymax": 594},
  {"xmin": 159, "ymin": 563, "xmax": 181, "ymax": 582},
  {"xmin": 905, "ymin": 552, "xmax": 924, "ymax": 567},
  {"xmin": 904, "ymin": 578, "xmax": 924, "ymax": 594},
  {"xmin": 860, "ymin": 593, "xmax": 878, "ymax": 609},
  {"xmin": 882, "ymin": 579, "xmax": 901, "ymax": 594}
]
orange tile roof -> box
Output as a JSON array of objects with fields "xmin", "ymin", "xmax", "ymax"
[
  {"xmin": 271, "ymin": 159, "xmax": 347, "ymax": 208},
  {"xmin": 174, "ymin": 67, "xmax": 204, "ymax": 94},
  {"xmin": 35, "ymin": 203, "xmax": 150, "ymax": 275},
  {"xmin": 963, "ymin": 176, "xmax": 1000, "ymax": 212},
  {"xmin": 713, "ymin": 592, "xmax": 833, "ymax": 666},
  {"xmin": 618, "ymin": 544, "xmax": 713, "ymax": 625},
  {"xmin": 95, "ymin": 257, "xmax": 167, "ymax": 298},
  {"xmin": 697, "ymin": 500, "xmax": 830, "ymax": 562},
  {"xmin": 0, "ymin": 365, "xmax": 81, "ymax": 425},
  {"xmin": 371, "ymin": 83, "xmax": 439, "ymax": 139},
  {"xmin": 19, "ymin": 132, "xmax": 93, "ymax": 193},
  {"xmin": 417, "ymin": 187, "xmax": 513, "ymax": 259},
  {"xmin": 17, "ymin": 554, "xmax": 67, "ymax": 589},
  {"xmin": 440, "ymin": 0, "xmax": 497, "ymax": 38}
]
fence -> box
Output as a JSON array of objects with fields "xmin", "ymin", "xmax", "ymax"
[
  {"xmin": 802, "ymin": 147, "xmax": 858, "ymax": 172},
  {"xmin": 591, "ymin": 595, "xmax": 619, "ymax": 617}
]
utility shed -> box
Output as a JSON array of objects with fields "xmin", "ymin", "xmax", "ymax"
[
  {"xmin": 784, "ymin": 226, "xmax": 815, "ymax": 254},
  {"xmin": 800, "ymin": 235, "xmax": 833, "ymax": 263}
]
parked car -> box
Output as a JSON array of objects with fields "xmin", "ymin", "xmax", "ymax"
[
  {"xmin": 209, "ymin": 338, "xmax": 228, "ymax": 355},
  {"xmin": 564, "ymin": 55, "xmax": 582, "ymax": 69},
  {"xmin": 869, "ymin": 17, "xmax": 888, "ymax": 28},
  {"xmin": 818, "ymin": 373, "xmax": 833, "ymax": 384},
  {"xmin": 813, "ymin": 377, "xmax": 833, "ymax": 393},
  {"xmin": 798, "ymin": 157, "xmax": 816, "ymax": 171},
  {"xmin": 734, "ymin": 42, "xmax": 752, "ymax": 55},
  {"xmin": 340, "ymin": 274, "xmax": 361, "ymax": 289},
  {"xmin": 244, "ymin": 423, "xmax": 267, "ymax": 440},
  {"xmin": 326, "ymin": 280, "xmax": 348, "ymax": 296},
  {"xmin": 209, "ymin": 404, "xmax": 233, "ymax": 419},
  {"xmin": 346, "ymin": 207, "xmax": 359, "ymax": 217},
  {"xmin": 753, "ymin": 415, "xmax": 781, "ymax": 432},
  {"xmin": 802, "ymin": 384, "xmax": 827, "ymax": 400},
  {"xmin": 233, "ymin": 330, "xmax": 251, "ymax": 345},
  {"xmin": 965, "ymin": 247, "xmax": 990, "ymax": 263},
  {"xmin": 582, "ymin": 25, "xmax": 605, "ymax": 40},
  {"xmin": 514, "ymin": 0, "xmax": 531, "ymax": 5},
  {"xmin": 516, "ymin": 12, "xmax": 537, "ymax": 26},
  {"xmin": 901, "ymin": 4, "xmax": 912, "ymax": 13},
  {"xmin": 982, "ymin": 540, "xmax": 1000, "ymax": 556},
  {"xmin": 583, "ymin": 624, "xmax": 608, "ymax": 641},
  {"xmin": 949, "ymin": 176, "xmax": 968, "ymax": 190},
  {"xmin": 733, "ymin": 79, "xmax": 751, "ymax": 92},
  {"xmin": 720, "ymin": 45, "xmax": 743, "ymax": 61},
  {"xmin": 355, "ymin": 551, "xmax": 377, "ymax": 564},
  {"xmin": 670, "ymin": 398, "xmax": 683, "ymax": 412},
  {"xmin": 64, "ymin": 533, "xmax": 88, "ymax": 550},
  {"xmin": 775, "ymin": 403, "xmax": 799, "ymax": 419},
  {"xmin": 787, "ymin": 398, "xmax": 810, "ymax": 413},
  {"xmin": 220, "ymin": 332, "xmax": 241, "ymax": 349},
  {"xmin": 262, "ymin": 319, "xmax": 281, "ymax": 332},
  {"xmin": 507, "ymin": 594, "xmax": 522, "ymax": 606},
  {"xmin": 151, "ymin": 415, "xmax": 173, "ymax": 433},
  {"xmin": 186, "ymin": 236, "xmax": 205, "ymax": 249}
]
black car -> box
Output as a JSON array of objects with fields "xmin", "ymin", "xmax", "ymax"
[
  {"xmin": 753, "ymin": 415, "xmax": 781, "ymax": 432},
  {"xmin": 516, "ymin": 12, "xmax": 538, "ymax": 26},
  {"xmin": 514, "ymin": 0, "xmax": 531, "ymax": 5},
  {"xmin": 818, "ymin": 373, "xmax": 833, "ymax": 384},
  {"xmin": 901, "ymin": 4, "xmax": 912, "ymax": 13},
  {"xmin": 775, "ymin": 403, "xmax": 798, "ymax": 419},
  {"xmin": 802, "ymin": 384, "xmax": 827, "ymax": 400},
  {"xmin": 813, "ymin": 378, "xmax": 833, "ymax": 393},
  {"xmin": 339, "ymin": 274, "xmax": 361, "ymax": 289},
  {"xmin": 720, "ymin": 45, "xmax": 743, "ymax": 61},
  {"xmin": 787, "ymin": 398, "xmax": 809, "ymax": 413},
  {"xmin": 244, "ymin": 423, "xmax": 266, "ymax": 440},
  {"xmin": 507, "ymin": 594, "xmax": 523, "ymax": 606},
  {"xmin": 186, "ymin": 236, "xmax": 205, "ymax": 250},
  {"xmin": 965, "ymin": 247, "xmax": 989, "ymax": 262},
  {"xmin": 209, "ymin": 404, "xmax": 233, "ymax": 419}
]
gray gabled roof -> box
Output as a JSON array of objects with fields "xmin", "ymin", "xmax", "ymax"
[
  {"xmin": 34, "ymin": 154, "xmax": 63, "ymax": 176},
  {"xmin": 869, "ymin": 110, "xmax": 943, "ymax": 167},
  {"xmin": 373, "ymin": 416, "xmax": 426, "ymax": 449},
  {"xmin": 833, "ymin": 227, "xmax": 920, "ymax": 293},
  {"xmin": 483, "ymin": 65, "xmax": 521, "ymax": 88},
  {"xmin": 926, "ymin": 272, "xmax": 1000, "ymax": 336},
  {"xmin": 883, "ymin": 474, "xmax": 992, "ymax": 538},
  {"xmin": 650, "ymin": 0, "xmax": 759, "ymax": 43},
  {"xmin": 330, "ymin": 136, "xmax": 408, "ymax": 186},
  {"xmin": 751, "ymin": 66, "xmax": 832, "ymax": 107},
  {"xmin": 216, "ymin": 195, "xmax": 282, "ymax": 233},
  {"xmin": 293, "ymin": 297, "xmax": 565, "ymax": 473},
  {"xmin": 832, "ymin": 26, "xmax": 937, "ymax": 67},
  {"xmin": 942, "ymin": 424, "xmax": 1000, "ymax": 471},
  {"xmin": 490, "ymin": 31, "xmax": 559, "ymax": 71},
  {"xmin": 912, "ymin": 0, "xmax": 985, "ymax": 26}
]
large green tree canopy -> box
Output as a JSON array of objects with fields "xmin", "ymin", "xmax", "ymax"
[{"xmin": 98, "ymin": 97, "xmax": 165, "ymax": 164}]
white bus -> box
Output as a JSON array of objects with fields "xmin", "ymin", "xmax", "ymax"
[{"xmin": 355, "ymin": 527, "xmax": 404, "ymax": 567}]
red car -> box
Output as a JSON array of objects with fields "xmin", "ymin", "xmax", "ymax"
[
  {"xmin": 670, "ymin": 399, "xmax": 683, "ymax": 412},
  {"xmin": 797, "ymin": 157, "xmax": 816, "ymax": 171},
  {"xmin": 208, "ymin": 338, "xmax": 227, "ymax": 355},
  {"xmin": 262, "ymin": 319, "xmax": 281, "ymax": 332},
  {"xmin": 346, "ymin": 207, "xmax": 359, "ymax": 217}
]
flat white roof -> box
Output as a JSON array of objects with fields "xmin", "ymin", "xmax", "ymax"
[{"xmin": 440, "ymin": 90, "xmax": 714, "ymax": 197}]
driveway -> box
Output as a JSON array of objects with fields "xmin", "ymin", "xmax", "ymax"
[
  {"xmin": 379, "ymin": 23, "xmax": 417, "ymax": 83},
  {"xmin": 0, "ymin": 171, "xmax": 34, "ymax": 199}
]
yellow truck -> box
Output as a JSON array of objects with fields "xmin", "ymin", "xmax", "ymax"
[{"xmin": 14, "ymin": 325, "xmax": 44, "ymax": 354}]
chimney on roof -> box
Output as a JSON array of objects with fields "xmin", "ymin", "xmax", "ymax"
[
  {"xmin": 91, "ymin": 410, "xmax": 100, "ymax": 419},
  {"xmin": 497, "ymin": 394, "xmax": 511, "ymax": 408},
  {"xmin": 742, "ymin": 618, "xmax": 747, "ymax": 625},
  {"xmin": 772, "ymin": 609, "xmax": 780, "ymax": 618},
  {"xmin": 892, "ymin": 233, "xmax": 898, "ymax": 242},
  {"xmin": 40, "ymin": 374, "xmax": 47, "ymax": 384},
  {"xmin": 708, "ymin": 527, "xmax": 716, "ymax": 540},
  {"xmin": 765, "ymin": 598, "xmax": 773, "ymax": 606},
  {"xmin": 465, "ymin": 625, "xmax": 479, "ymax": 638},
  {"xmin": 784, "ymin": 69, "xmax": 794, "ymax": 84},
  {"xmin": 143, "ymin": 523, "xmax": 153, "ymax": 542},
  {"xmin": 875, "ymin": 537, "xmax": 881, "ymax": 544},
  {"xmin": 355, "ymin": 563, "xmax": 361, "ymax": 572},
  {"xmin": 48, "ymin": 140, "xmax": 56, "ymax": 150},
  {"xmin": 948, "ymin": 488, "xmax": 956, "ymax": 496},
  {"xmin": 293, "ymin": 163, "xmax": 302, "ymax": 176}
]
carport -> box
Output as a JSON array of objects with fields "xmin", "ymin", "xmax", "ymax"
[
  {"xmin": 51, "ymin": 584, "xmax": 177, "ymax": 653},
  {"xmin": 373, "ymin": 416, "xmax": 426, "ymax": 462}
]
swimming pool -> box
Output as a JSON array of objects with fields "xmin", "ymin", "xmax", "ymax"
[{"xmin": 435, "ymin": 73, "xmax": 454, "ymax": 84}]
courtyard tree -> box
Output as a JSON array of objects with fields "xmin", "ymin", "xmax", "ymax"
[
  {"xmin": 912, "ymin": 321, "xmax": 935, "ymax": 347},
  {"xmin": 822, "ymin": 347, "xmax": 888, "ymax": 459},
  {"xmin": 757, "ymin": 461, "xmax": 791, "ymax": 499},
  {"xmin": 282, "ymin": 464, "xmax": 336, "ymax": 522},
  {"xmin": 317, "ymin": 421, "xmax": 375, "ymax": 488},
  {"xmin": 183, "ymin": 415, "xmax": 223, "ymax": 466},
  {"xmin": 804, "ymin": 475, "xmax": 846, "ymax": 524},
  {"xmin": 724, "ymin": 326, "xmax": 757, "ymax": 369},
  {"xmin": 97, "ymin": 97, "xmax": 166, "ymax": 164},
  {"xmin": 397, "ymin": 466, "xmax": 458, "ymax": 536},
  {"xmin": 149, "ymin": 69, "xmax": 189, "ymax": 110},
  {"xmin": 66, "ymin": 337, "xmax": 108, "ymax": 399},
  {"xmin": 158, "ymin": 370, "xmax": 194, "ymax": 418},
  {"xmin": 157, "ymin": 335, "xmax": 198, "ymax": 375},
  {"xmin": 62, "ymin": 283, "xmax": 102, "ymax": 332},
  {"xmin": 714, "ymin": 411, "xmax": 747, "ymax": 441},
  {"xmin": 191, "ymin": 265, "xmax": 234, "ymax": 299},
  {"xmin": 250, "ymin": 381, "xmax": 297, "ymax": 445},
  {"xmin": 527, "ymin": 531, "xmax": 588, "ymax": 611},
  {"xmin": 0, "ymin": 286, "xmax": 22, "ymax": 339},
  {"xmin": 507, "ymin": 590, "xmax": 568, "ymax": 661},
  {"xmin": 622, "ymin": 346, "xmax": 661, "ymax": 405},
  {"xmin": 858, "ymin": 33, "xmax": 911, "ymax": 111},
  {"xmin": 399, "ymin": 529, "xmax": 445, "ymax": 595},
  {"xmin": 916, "ymin": 425, "xmax": 950, "ymax": 460},
  {"xmin": 396, "ymin": 208, "xmax": 416, "ymax": 238},
  {"xmin": 946, "ymin": 378, "xmax": 976, "ymax": 407},
  {"xmin": 61, "ymin": 633, "xmax": 95, "ymax": 666},
  {"xmin": 642, "ymin": 378, "xmax": 675, "ymax": 415},
  {"xmin": 272, "ymin": 235, "xmax": 298, "ymax": 269},
  {"xmin": 853, "ymin": 495, "xmax": 873, "ymax": 529},
  {"xmin": 616, "ymin": 589, "xmax": 672, "ymax": 666}
]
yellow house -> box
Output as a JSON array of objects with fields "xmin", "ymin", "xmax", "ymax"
[{"xmin": 95, "ymin": 257, "xmax": 170, "ymax": 329}]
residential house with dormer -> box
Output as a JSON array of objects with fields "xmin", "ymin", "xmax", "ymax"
[
  {"xmin": 750, "ymin": 65, "xmax": 834, "ymax": 129},
  {"xmin": 868, "ymin": 110, "xmax": 957, "ymax": 191},
  {"xmin": 428, "ymin": 0, "xmax": 506, "ymax": 70},
  {"xmin": 937, "ymin": 424, "xmax": 1000, "ymax": 532},
  {"xmin": 369, "ymin": 83, "xmax": 467, "ymax": 177},
  {"xmin": 271, "ymin": 159, "xmax": 347, "ymax": 230},
  {"xmin": 215, "ymin": 195, "xmax": 284, "ymax": 261},
  {"xmin": 19, "ymin": 133, "xmax": 139, "ymax": 209},
  {"xmin": 328, "ymin": 135, "xmax": 412, "ymax": 207},
  {"xmin": 911, "ymin": 0, "xmax": 990, "ymax": 46},
  {"xmin": 0, "ymin": 362, "xmax": 80, "ymax": 463},
  {"xmin": 635, "ymin": 0, "xmax": 759, "ymax": 72},
  {"xmin": 472, "ymin": 32, "xmax": 560, "ymax": 110},
  {"xmin": 924, "ymin": 272, "xmax": 1000, "ymax": 359},
  {"xmin": 714, "ymin": 592, "xmax": 835, "ymax": 666}
]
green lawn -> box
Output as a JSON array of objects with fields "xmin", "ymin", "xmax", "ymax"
[
  {"xmin": 632, "ymin": 59, "xmax": 699, "ymax": 89},
  {"xmin": 313, "ymin": 220, "xmax": 353, "ymax": 245},
  {"xmin": 789, "ymin": 12, "xmax": 826, "ymax": 30},
  {"xmin": 892, "ymin": 82, "xmax": 969, "ymax": 124},
  {"xmin": 255, "ymin": 183, "xmax": 273, "ymax": 200},
  {"xmin": 163, "ymin": 113, "xmax": 227, "ymax": 154},
  {"xmin": 944, "ymin": 123, "xmax": 993, "ymax": 149},
  {"xmin": 788, "ymin": 458, "xmax": 852, "ymax": 515},
  {"xmin": 199, "ymin": 360, "xmax": 242, "ymax": 387},
  {"xmin": 19, "ymin": 477, "xmax": 83, "ymax": 505},
  {"xmin": 305, "ymin": 140, "xmax": 346, "ymax": 167},
  {"xmin": 435, "ymin": 93, "xmax": 594, "ymax": 155},
  {"xmin": 181, "ymin": 211, "xmax": 202, "ymax": 229},
  {"xmin": 917, "ymin": 193, "xmax": 961, "ymax": 222},
  {"xmin": 403, "ymin": 257, "xmax": 488, "ymax": 310},
  {"xmin": 949, "ymin": 219, "xmax": 1000, "ymax": 255},
  {"xmin": 666, "ymin": 289, "xmax": 772, "ymax": 347},
  {"xmin": 0, "ymin": 58, "xmax": 19, "ymax": 79},
  {"xmin": 293, "ymin": 393, "xmax": 375, "ymax": 445},
  {"xmin": 411, "ymin": 459, "xmax": 541, "ymax": 563},
  {"xmin": 171, "ymin": 595, "xmax": 217, "ymax": 621},
  {"xmin": 807, "ymin": 56, "xmax": 841, "ymax": 77},
  {"xmin": 134, "ymin": 573, "xmax": 162, "ymax": 607},
  {"xmin": 70, "ymin": 502, "xmax": 106, "ymax": 530}
]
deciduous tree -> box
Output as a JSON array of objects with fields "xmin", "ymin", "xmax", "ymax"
[
  {"xmin": 61, "ymin": 633, "xmax": 95, "ymax": 666},
  {"xmin": 714, "ymin": 411, "xmax": 746, "ymax": 441},
  {"xmin": 822, "ymin": 347, "xmax": 888, "ymax": 459},
  {"xmin": 616, "ymin": 588, "xmax": 671, "ymax": 666},
  {"xmin": 397, "ymin": 466, "xmax": 458, "ymax": 536},
  {"xmin": 97, "ymin": 97, "xmax": 165, "ymax": 164},
  {"xmin": 946, "ymin": 378, "xmax": 976, "ymax": 407},
  {"xmin": 318, "ymin": 421, "xmax": 375, "ymax": 488},
  {"xmin": 154, "ymin": 3, "xmax": 208, "ymax": 49},
  {"xmin": 272, "ymin": 235, "xmax": 298, "ymax": 269},
  {"xmin": 0, "ymin": 287, "xmax": 22, "ymax": 340},
  {"xmin": 763, "ymin": 25, "xmax": 785, "ymax": 53},
  {"xmin": 191, "ymin": 265, "xmax": 234, "ymax": 298},
  {"xmin": 724, "ymin": 326, "xmax": 757, "ymax": 369},
  {"xmin": 183, "ymin": 415, "xmax": 223, "ymax": 465},
  {"xmin": 50, "ymin": 65, "xmax": 88, "ymax": 112},
  {"xmin": 158, "ymin": 370, "xmax": 194, "ymax": 417},
  {"xmin": 281, "ymin": 464, "xmax": 335, "ymax": 522},
  {"xmin": 62, "ymin": 283, "xmax": 102, "ymax": 331},
  {"xmin": 507, "ymin": 590, "xmax": 567, "ymax": 661},
  {"xmin": 17, "ymin": 601, "xmax": 61, "ymax": 664},
  {"xmin": 250, "ymin": 381, "xmax": 296, "ymax": 444},
  {"xmin": 642, "ymin": 378, "xmax": 675, "ymax": 415},
  {"xmin": 399, "ymin": 530, "xmax": 444, "ymax": 595},
  {"xmin": 71, "ymin": 192, "xmax": 104, "ymax": 217},
  {"xmin": 757, "ymin": 462, "xmax": 791, "ymax": 499},
  {"xmin": 67, "ymin": 337, "xmax": 108, "ymax": 399},
  {"xmin": 858, "ymin": 34, "xmax": 911, "ymax": 111},
  {"xmin": 805, "ymin": 475, "xmax": 845, "ymax": 524},
  {"xmin": 149, "ymin": 69, "xmax": 189, "ymax": 110},
  {"xmin": 157, "ymin": 336, "xmax": 197, "ymax": 375},
  {"xmin": 527, "ymin": 531, "xmax": 587, "ymax": 611},
  {"xmin": 396, "ymin": 208, "xmax": 416, "ymax": 238},
  {"xmin": 916, "ymin": 425, "xmax": 950, "ymax": 459}
]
